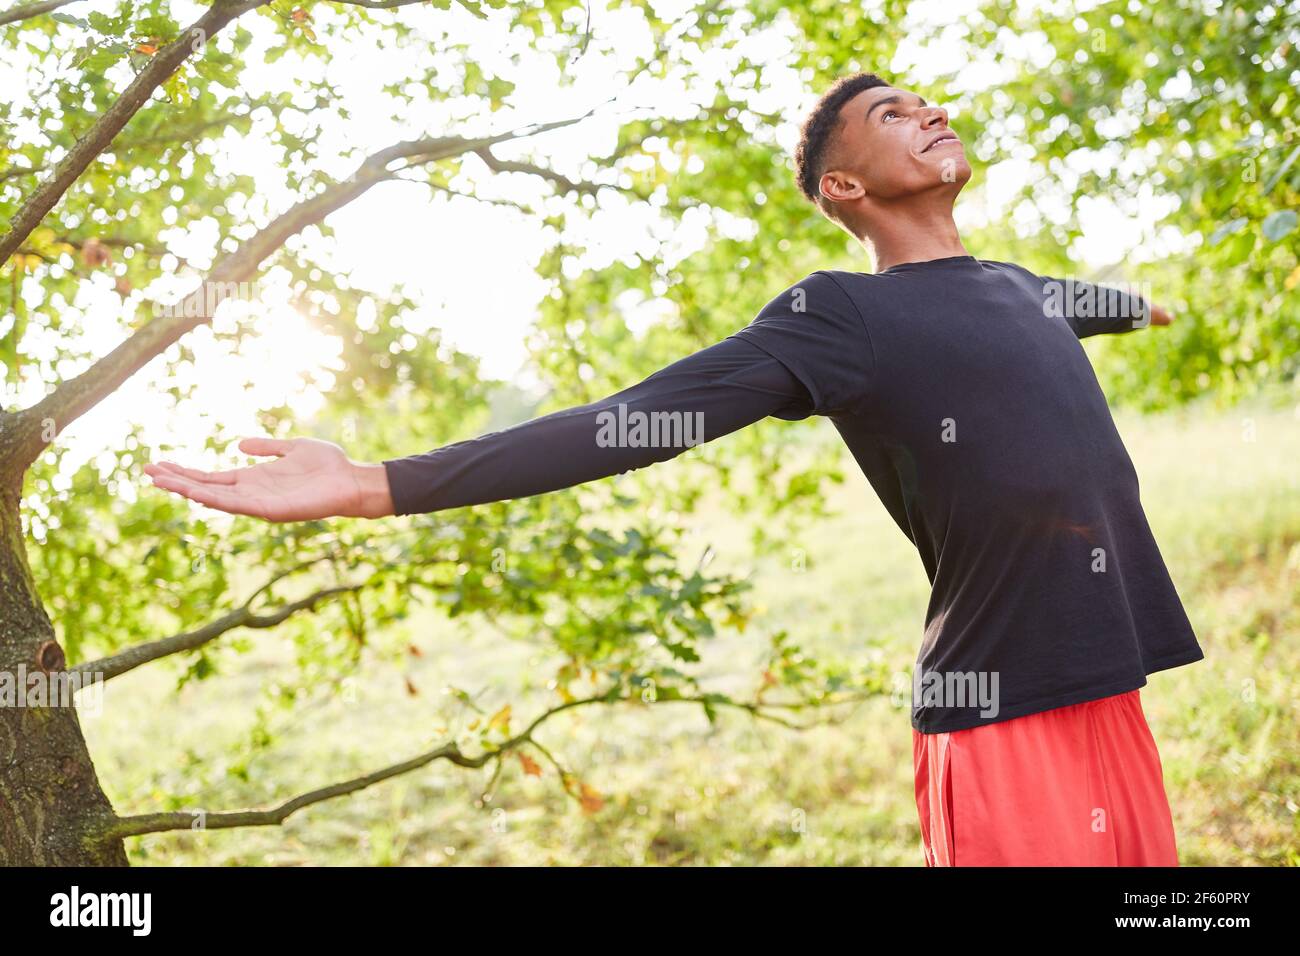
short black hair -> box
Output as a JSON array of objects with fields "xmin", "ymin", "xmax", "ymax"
[{"xmin": 794, "ymin": 72, "xmax": 891, "ymax": 208}]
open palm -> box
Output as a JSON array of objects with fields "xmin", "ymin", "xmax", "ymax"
[{"xmin": 144, "ymin": 437, "xmax": 372, "ymax": 521}]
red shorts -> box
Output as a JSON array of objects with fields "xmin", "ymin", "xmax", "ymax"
[{"xmin": 912, "ymin": 689, "xmax": 1179, "ymax": 866}]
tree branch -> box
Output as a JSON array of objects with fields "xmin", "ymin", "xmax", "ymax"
[
  {"xmin": 328, "ymin": 0, "xmax": 444, "ymax": 8},
  {"xmin": 71, "ymin": 585, "xmax": 360, "ymax": 682},
  {"xmin": 94, "ymin": 749, "xmax": 473, "ymax": 837},
  {"xmin": 93, "ymin": 693, "xmax": 602, "ymax": 840},
  {"xmin": 86, "ymin": 689, "xmax": 844, "ymax": 842},
  {"xmin": 93, "ymin": 743, "xmax": 476, "ymax": 839},
  {"xmin": 473, "ymin": 146, "xmax": 604, "ymax": 197},
  {"xmin": 0, "ymin": 0, "xmax": 81, "ymax": 27},
  {"xmin": 327, "ymin": 0, "xmax": 489, "ymax": 16},
  {"xmin": 0, "ymin": 163, "xmax": 48, "ymax": 183},
  {"xmin": 425, "ymin": 179, "xmax": 535, "ymax": 214},
  {"xmin": 0, "ymin": 0, "xmax": 266, "ymax": 266},
  {"xmin": 5, "ymin": 112, "xmax": 593, "ymax": 471},
  {"xmin": 61, "ymin": 234, "xmax": 199, "ymax": 270}
]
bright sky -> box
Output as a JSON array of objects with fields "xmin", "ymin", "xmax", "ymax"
[{"xmin": 3, "ymin": 0, "xmax": 1175, "ymax": 489}]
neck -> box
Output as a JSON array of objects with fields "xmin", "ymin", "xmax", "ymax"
[{"xmin": 860, "ymin": 199, "xmax": 968, "ymax": 273}]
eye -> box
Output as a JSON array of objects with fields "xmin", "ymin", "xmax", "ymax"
[{"xmin": 882, "ymin": 109, "xmax": 899, "ymax": 121}]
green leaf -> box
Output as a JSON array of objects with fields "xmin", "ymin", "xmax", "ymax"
[
  {"xmin": 1261, "ymin": 209, "xmax": 1297, "ymax": 243},
  {"xmin": 76, "ymin": 43, "xmax": 127, "ymax": 71},
  {"xmin": 87, "ymin": 11, "xmax": 119, "ymax": 34},
  {"xmin": 1263, "ymin": 145, "xmax": 1300, "ymax": 195},
  {"xmin": 1208, "ymin": 217, "xmax": 1249, "ymax": 246},
  {"xmin": 135, "ymin": 14, "xmax": 177, "ymax": 36},
  {"xmin": 1221, "ymin": 229, "xmax": 1257, "ymax": 266}
]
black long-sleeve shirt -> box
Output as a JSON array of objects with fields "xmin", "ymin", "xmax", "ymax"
[
  {"xmin": 382, "ymin": 336, "xmax": 811, "ymax": 514},
  {"xmin": 383, "ymin": 257, "xmax": 1204, "ymax": 733}
]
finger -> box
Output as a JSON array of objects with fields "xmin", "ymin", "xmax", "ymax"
[
  {"xmin": 151, "ymin": 472, "xmax": 263, "ymax": 516},
  {"xmin": 238, "ymin": 436, "xmax": 294, "ymax": 458},
  {"xmin": 143, "ymin": 462, "xmax": 187, "ymax": 482},
  {"xmin": 145, "ymin": 461, "xmax": 241, "ymax": 485},
  {"xmin": 149, "ymin": 471, "xmax": 268, "ymax": 518}
]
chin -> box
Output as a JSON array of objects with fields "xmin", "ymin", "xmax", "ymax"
[{"xmin": 933, "ymin": 156, "xmax": 972, "ymax": 187}]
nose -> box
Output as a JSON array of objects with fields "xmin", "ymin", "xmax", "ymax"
[{"xmin": 921, "ymin": 107, "xmax": 949, "ymax": 129}]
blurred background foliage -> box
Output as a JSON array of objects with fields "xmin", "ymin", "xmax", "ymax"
[{"xmin": 1, "ymin": 0, "xmax": 1296, "ymax": 863}]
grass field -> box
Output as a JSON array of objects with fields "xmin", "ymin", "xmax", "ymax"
[{"xmin": 82, "ymin": 399, "xmax": 1300, "ymax": 866}]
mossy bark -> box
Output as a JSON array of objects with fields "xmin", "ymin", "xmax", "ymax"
[{"xmin": 0, "ymin": 462, "xmax": 126, "ymax": 866}]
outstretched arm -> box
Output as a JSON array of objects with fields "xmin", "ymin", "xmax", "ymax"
[
  {"xmin": 144, "ymin": 336, "xmax": 814, "ymax": 522},
  {"xmin": 1038, "ymin": 273, "xmax": 1176, "ymax": 338}
]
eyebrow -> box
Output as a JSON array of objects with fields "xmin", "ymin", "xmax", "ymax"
[{"xmin": 864, "ymin": 92, "xmax": 928, "ymax": 122}]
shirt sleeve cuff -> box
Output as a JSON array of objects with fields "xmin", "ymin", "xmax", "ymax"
[{"xmin": 381, "ymin": 458, "xmax": 418, "ymax": 516}]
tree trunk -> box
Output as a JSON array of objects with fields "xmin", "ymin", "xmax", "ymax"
[{"xmin": 0, "ymin": 469, "xmax": 127, "ymax": 865}]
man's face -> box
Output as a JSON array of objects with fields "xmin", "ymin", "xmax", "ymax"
[{"xmin": 820, "ymin": 85, "xmax": 972, "ymax": 207}]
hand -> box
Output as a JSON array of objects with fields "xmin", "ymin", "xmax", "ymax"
[
  {"xmin": 144, "ymin": 437, "xmax": 394, "ymax": 521},
  {"xmin": 1149, "ymin": 302, "xmax": 1176, "ymax": 327}
]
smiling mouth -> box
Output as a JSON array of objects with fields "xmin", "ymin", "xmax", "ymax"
[{"xmin": 922, "ymin": 134, "xmax": 961, "ymax": 153}]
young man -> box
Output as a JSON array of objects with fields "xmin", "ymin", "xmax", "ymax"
[{"xmin": 145, "ymin": 73, "xmax": 1204, "ymax": 866}]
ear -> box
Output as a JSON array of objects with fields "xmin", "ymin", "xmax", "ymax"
[{"xmin": 819, "ymin": 168, "xmax": 865, "ymax": 205}]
